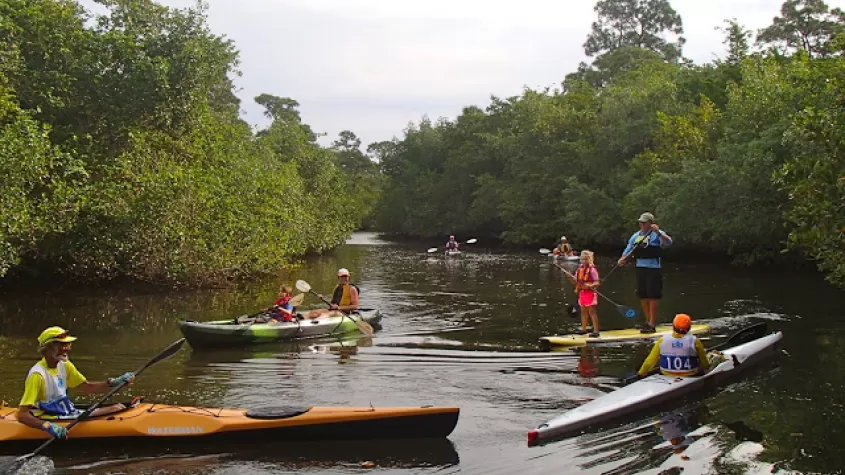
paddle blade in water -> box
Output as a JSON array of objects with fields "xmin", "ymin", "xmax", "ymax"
[
  {"xmin": 427, "ymin": 248, "xmax": 438, "ymax": 253},
  {"xmin": 539, "ymin": 248, "xmax": 551, "ymax": 254},
  {"xmin": 295, "ymin": 280, "xmax": 311, "ymax": 293}
]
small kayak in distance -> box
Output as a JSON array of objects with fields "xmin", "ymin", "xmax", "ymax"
[
  {"xmin": 0, "ymin": 402, "xmax": 460, "ymax": 449},
  {"xmin": 539, "ymin": 324, "xmax": 711, "ymax": 349},
  {"xmin": 528, "ymin": 330, "xmax": 783, "ymax": 446},
  {"xmin": 178, "ymin": 309, "xmax": 383, "ymax": 349}
]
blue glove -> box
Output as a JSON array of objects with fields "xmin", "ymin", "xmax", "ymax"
[
  {"xmin": 108, "ymin": 372, "xmax": 135, "ymax": 387},
  {"xmin": 42, "ymin": 421, "xmax": 67, "ymax": 439}
]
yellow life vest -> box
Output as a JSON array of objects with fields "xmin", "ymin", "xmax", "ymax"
[
  {"xmin": 575, "ymin": 265, "xmax": 596, "ymax": 292},
  {"xmin": 331, "ymin": 283, "xmax": 355, "ymax": 307}
]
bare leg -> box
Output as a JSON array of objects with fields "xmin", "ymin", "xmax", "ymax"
[
  {"xmin": 647, "ymin": 299, "xmax": 659, "ymax": 327},
  {"xmin": 580, "ymin": 306, "xmax": 589, "ymax": 332},
  {"xmin": 640, "ymin": 299, "xmax": 650, "ymax": 327},
  {"xmin": 589, "ymin": 307, "xmax": 600, "ymax": 333},
  {"xmin": 90, "ymin": 404, "xmax": 126, "ymax": 417}
]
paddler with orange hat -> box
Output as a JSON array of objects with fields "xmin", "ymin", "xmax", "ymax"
[{"xmin": 637, "ymin": 314, "xmax": 713, "ymax": 377}]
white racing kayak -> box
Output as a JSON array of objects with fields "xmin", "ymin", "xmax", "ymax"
[{"xmin": 527, "ymin": 330, "xmax": 783, "ymax": 446}]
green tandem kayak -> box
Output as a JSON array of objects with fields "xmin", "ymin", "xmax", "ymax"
[{"xmin": 178, "ymin": 309, "xmax": 383, "ymax": 349}]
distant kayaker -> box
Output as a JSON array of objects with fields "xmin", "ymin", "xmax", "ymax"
[
  {"xmin": 565, "ymin": 250, "xmax": 600, "ymax": 337},
  {"xmin": 618, "ymin": 212, "xmax": 673, "ymax": 334},
  {"xmin": 445, "ymin": 235, "xmax": 459, "ymax": 252},
  {"xmin": 304, "ymin": 268, "xmax": 360, "ymax": 319},
  {"xmin": 637, "ymin": 314, "xmax": 709, "ymax": 377},
  {"xmin": 16, "ymin": 327, "xmax": 136, "ymax": 439},
  {"xmin": 553, "ymin": 236, "xmax": 575, "ymax": 257},
  {"xmin": 261, "ymin": 285, "xmax": 296, "ymax": 323}
]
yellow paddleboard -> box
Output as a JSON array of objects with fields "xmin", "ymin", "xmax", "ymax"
[{"xmin": 539, "ymin": 324, "xmax": 711, "ymax": 349}]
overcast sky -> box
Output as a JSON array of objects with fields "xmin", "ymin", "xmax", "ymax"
[{"xmin": 85, "ymin": 0, "xmax": 792, "ymax": 147}]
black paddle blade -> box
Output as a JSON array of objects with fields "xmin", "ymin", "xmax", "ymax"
[
  {"xmin": 138, "ymin": 338, "xmax": 186, "ymax": 374},
  {"xmin": 710, "ymin": 322, "xmax": 768, "ymax": 352}
]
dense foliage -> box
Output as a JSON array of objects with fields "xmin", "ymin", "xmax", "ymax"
[
  {"xmin": 0, "ymin": 0, "xmax": 379, "ymax": 285},
  {"xmin": 372, "ymin": 0, "xmax": 845, "ymax": 288}
]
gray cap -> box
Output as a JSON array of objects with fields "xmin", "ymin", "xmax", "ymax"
[{"xmin": 638, "ymin": 212, "xmax": 655, "ymax": 223}]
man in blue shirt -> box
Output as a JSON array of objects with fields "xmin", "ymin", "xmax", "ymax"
[{"xmin": 618, "ymin": 212, "xmax": 673, "ymax": 333}]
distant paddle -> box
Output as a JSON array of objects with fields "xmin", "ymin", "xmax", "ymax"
[
  {"xmin": 2, "ymin": 338, "xmax": 186, "ymax": 474},
  {"xmin": 552, "ymin": 262, "xmax": 638, "ymax": 320},
  {"xmin": 621, "ymin": 322, "xmax": 770, "ymax": 384},
  {"xmin": 294, "ymin": 280, "xmax": 374, "ymax": 337},
  {"xmin": 428, "ymin": 238, "xmax": 477, "ymax": 253}
]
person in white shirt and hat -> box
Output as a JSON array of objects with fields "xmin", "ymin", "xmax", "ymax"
[{"xmin": 304, "ymin": 268, "xmax": 360, "ymax": 319}]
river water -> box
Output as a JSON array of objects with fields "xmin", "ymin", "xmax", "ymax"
[{"xmin": 0, "ymin": 232, "xmax": 843, "ymax": 474}]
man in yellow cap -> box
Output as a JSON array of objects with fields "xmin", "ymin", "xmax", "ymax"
[
  {"xmin": 16, "ymin": 327, "xmax": 136, "ymax": 439},
  {"xmin": 304, "ymin": 268, "xmax": 360, "ymax": 319},
  {"xmin": 637, "ymin": 314, "xmax": 710, "ymax": 377}
]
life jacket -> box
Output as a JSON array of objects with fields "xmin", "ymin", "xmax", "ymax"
[
  {"xmin": 272, "ymin": 295, "xmax": 295, "ymax": 322},
  {"xmin": 631, "ymin": 233, "xmax": 663, "ymax": 259},
  {"xmin": 28, "ymin": 361, "xmax": 80, "ymax": 417},
  {"xmin": 575, "ymin": 265, "xmax": 596, "ymax": 292},
  {"xmin": 557, "ymin": 243, "xmax": 572, "ymax": 255},
  {"xmin": 659, "ymin": 333, "xmax": 700, "ymax": 376},
  {"xmin": 331, "ymin": 283, "xmax": 359, "ymax": 307},
  {"xmin": 446, "ymin": 240, "xmax": 459, "ymax": 250}
]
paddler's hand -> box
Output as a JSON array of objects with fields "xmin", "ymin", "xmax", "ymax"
[
  {"xmin": 42, "ymin": 421, "xmax": 68, "ymax": 439},
  {"xmin": 650, "ymin": 223, "xmax": 660, "ymax": 233},
  {"xmin": 617, "ymin": 256, "xmax": 628, "ymax": 266},
  {"xmin": 108, "ymin": 372, "xmax": 135, "ymax": 387},
  {"xmin": 329, "ymin": 303, "xmax": 339, "ymax": 310}
]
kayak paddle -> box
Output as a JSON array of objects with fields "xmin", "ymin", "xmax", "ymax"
[
  {"xmin": 621, "ymin": 322, "xmax": 770, "ymax": 384},
  {"xmin": 5, "ymin": 338, "xmax": 186, "ymax": 471},
  {"xmin": 238, "ymin": 293, "xmax": 306, "ymax": 324},
  {"xmin": 428, "ymin": 238, "xmax": 477, "ymax": 253},
  {"xmin": 552, "ymin": 262, "xmax": 638, "ymax": 319},
  {"xmin": 294, "ymin": 280, "xmax": 374, "ymax": 337}
]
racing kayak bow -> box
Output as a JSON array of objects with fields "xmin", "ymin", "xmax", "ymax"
[{"xmin": 528, "ymin": 329, "xmax": 783, "ymax": 446}]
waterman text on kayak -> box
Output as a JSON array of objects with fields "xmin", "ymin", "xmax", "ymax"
[{"xmin": 16, "ymin": 327, "xmax": 136, "ymax": 441}]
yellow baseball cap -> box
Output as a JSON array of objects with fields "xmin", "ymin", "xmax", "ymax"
[{"xmin": 37, "ymin": 326, "xmax": 77, "ymax": 346}]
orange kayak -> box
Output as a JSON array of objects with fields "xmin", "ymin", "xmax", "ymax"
[{"xmin": 0, "ymin": 400, "xmax": 459, "ymax": 448}]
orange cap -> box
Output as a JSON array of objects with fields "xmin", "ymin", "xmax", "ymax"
[{"xmin": 673, "ymin": 314, "xmax": 692, "ymax": 332}]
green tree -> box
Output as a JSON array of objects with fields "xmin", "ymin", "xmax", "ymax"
[
  {"xmin": 584, "ymin": 0, "xmax": 685, "ymax": 61},
  {"xmin": 757, "ymin": 0, "xmax": 845, "ymax": 58}
]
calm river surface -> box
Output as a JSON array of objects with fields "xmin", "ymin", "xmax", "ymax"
[{"xmin": 1, "ymin": 232, "xmax": 843, "ymax": 474}]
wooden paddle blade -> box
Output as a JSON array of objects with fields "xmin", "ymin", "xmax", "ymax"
[
  {"xmin": 290, "ymin": 293, "xmax": 305, "ymax": 306},
  {"xmin": 356, "ymin": 319, "xmax": 375, "ymax": 337},
  {"xmin": 295, "ymin": 280, "xmax": 311, "ymax": 293}
]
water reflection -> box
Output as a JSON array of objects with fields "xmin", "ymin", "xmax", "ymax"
[
  {"xmin": 0, "ymin": 234, "xmax": 842, "ymax": 474},
  {"xmin": 58, "ymin": 438, "xmax": 459, "ymax": 474}
]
